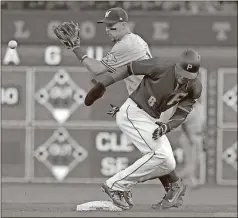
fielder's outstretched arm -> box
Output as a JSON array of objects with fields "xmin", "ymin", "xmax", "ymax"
[
  {"xmin": 73, "ymin": 40, "xmax": 147, "ymax": 76},
  {"xmin": 84, "ymin": 57, "xmax": 164, "ymax": 106},
  {"xmin": 73, "ymin": 48, "xmax": 113, "ymax": 75},
  {"xmin": 99, "ymin": 65, "xmax": 129, "ymax": 86},
  {"xmin": 100, "ymin": 57, "xmax": 163, "ymax": 87}
]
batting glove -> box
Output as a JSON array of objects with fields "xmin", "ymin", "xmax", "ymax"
[
  {"xmin": 152, "ymin": 121, "xmax": 171, "ymax": 140},
  {"xmin": 107, "ymin": 104, "xmax": 119, "ymax": 118}
]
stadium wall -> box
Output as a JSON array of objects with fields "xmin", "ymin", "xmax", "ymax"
[{"xmin": 1, "ymin": 12, "xmax": 237, "ymax": 185}]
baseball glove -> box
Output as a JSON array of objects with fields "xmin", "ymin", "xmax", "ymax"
[
  {"xmin": 54, "ymin": 21, "xmax": 81, "ymax": 49},
  {"xmin": 84, "ymin": 81, "xmax": 106, "ymax": 106}
]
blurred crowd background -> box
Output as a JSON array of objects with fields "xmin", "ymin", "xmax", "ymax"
[{"xmin": 2, "ymin": 1, "xmax": 237, "ymax": 14}]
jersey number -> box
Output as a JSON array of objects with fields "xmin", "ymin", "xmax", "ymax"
[
  {"xmin": 167, "ymin": 93, "xmax": 187, "ymax": 106},
  {"xmin": 148, "ymin": 96, "xmax": 156, "ymax": 107},
  {"xmin": 148, "ymin": 93, "xmax": 187, "ymax": 108}
]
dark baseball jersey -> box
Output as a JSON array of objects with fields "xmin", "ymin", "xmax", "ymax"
[{"xmin": 128, "ymin": 57, "xmax": 202, "ymax": 131}]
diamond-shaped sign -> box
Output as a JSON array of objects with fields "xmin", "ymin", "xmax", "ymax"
[
  {"xmin": 223, "ymin": 85, "xmax": 237, "ymax": 112},
  {"xmin": 222, "ymin": 142, "xmax": 237, "ymax": 170},
  {"xmin": 34, "ymin": 127, "xmax": 88, "ymax": 181},
  {"xmin": 35, "ymin": 69, "xmax": 87, "ymax": 123}
]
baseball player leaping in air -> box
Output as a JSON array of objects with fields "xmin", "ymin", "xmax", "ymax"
[
  {"xmin": 83, "ymin": 49, "xmax": 202, "ymax": 210},
  {"xmin": 54, "ymin": 7, "xmax": 186, "ymax": 210}
]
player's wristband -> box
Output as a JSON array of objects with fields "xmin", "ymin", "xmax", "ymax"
[
  {"xmin": 73, "ymin": 47, "xmax": 88, "ymax": 63},
  {"xmin": 80, "ymin": 55, "xmax": 88, "ymax": 63},
  {"xmin": 127, "ymin": 63, "xmax": 133, "ymax": 75},
  {"xmin": 165, "ymin": 123, "xmax": 171, "ymax": 133}
]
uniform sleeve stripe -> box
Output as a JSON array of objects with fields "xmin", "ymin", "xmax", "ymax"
[
  {"xmin": 168, "ymin": 118, "xmax": 186, "ymax": 122},
  {"xmin": 178, "ymin": 106, "xmax": 190, "ymax": 113},
  {"xmin": 100, "ymin": 60, "xmax": 116, "ymax": 73}
]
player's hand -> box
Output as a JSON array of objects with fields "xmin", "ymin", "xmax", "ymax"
[
  {"xmin": 152, "ymin": 122, "xmax": 171, "ymax": 140},
  {"xmin": 84, "ymin": 81, "xmax": 106, "ymax": 106},
  {"xmin": 107, "ymin": 104, "xmax": 119, "ymax": 118},
  {"xmin": 54, "ymin": 21, "xmax": 80, "ymax": 50}
]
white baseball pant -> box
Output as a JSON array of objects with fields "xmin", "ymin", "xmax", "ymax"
[{"xmin": 106, "ymin": 98, "xmax": 176, "ymax": 191}]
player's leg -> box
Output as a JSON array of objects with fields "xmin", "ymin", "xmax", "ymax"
[
  {"xmin": 179, "ymin": 119, "xmax": 205, "ymax": 187},
  {"xmin": 129, "ymin": 106, "xmax": 184, "ymax": 208},
  {"xmin": 139, "ymin": 170, "xmax": 181, "ymax": 205},
  {"xmin": 104, "ymin": 140, "xmax": 177, "ymax": 209},
  {"xmin": 182, "ymin": 131, "xmax": 204, "ymax": 188},
  {"xmin": 104, "ymin": 98, "xmax": 186, "ymax": 209},
  {"xmin": 125, "ymin": 137, "xmax": 171, "ymax": 192},
  {"xmin": 157, "ymin": 175, "xmax": 170, "ymax": 192},
  {"xmin": 139, "ymin": 169, "xmax": 180, "ymax": 192},
  {"xmin": 179, "ymin": 102, "xmax": 205, "ymax": 187},
  {"xmin": 178, "ymin": 130, "xmax": 196, "ymax": 180},
  {"xmin": 154, "ymin": 105, "xmax": 180, "ymax": 194},
  {"xmin": 106, "ymin": 147, "xmax": 176, "ymax": 190},
  {"xmin": 121, "ymin": 100, "xmax": 186, "ymax": 209},
  {"xmin": 103, "ymin": 123, "xmax": 176, "ymax": 208},
  {"xmin": 139, "ymin": 167, "xmax": 185, "ymax": 208}
]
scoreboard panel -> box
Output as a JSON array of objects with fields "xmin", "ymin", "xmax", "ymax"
[
  {"xmin": 1, "ymin": 45, "xmax": 110, "ymax": 66},
  {"xmin": 2, "ymin": 67, "xmax": 29, "ymax": 123},
  {"xmin": 216, "ymin": 69, "xmax": 237, "ymax": 185},
  {"xmin": 2, "ymin": 128, "xmax": 26, "ymax": 178},
  {"xmin": 2, "ymin": 12, "xmax": 237, "ymax": 46},
  {"xmin": 1, "ymin": 45, "xmax": 237, "ymax": 66}
]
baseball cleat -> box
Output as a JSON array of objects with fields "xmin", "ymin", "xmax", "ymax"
[
  {"xmin": 152, "ymin": 179, "xmax": 187, "ymax": 209},
  {"xmin": 152, "ymin": 196, "xmax": 183, "ymax": 209},
  {"xmin": 123, "ymin": 191, "xmax": 134, "ymax": 208},
  {"xmin": 101, "ymin": 184, "xmax": 130, "ymax": 210}
]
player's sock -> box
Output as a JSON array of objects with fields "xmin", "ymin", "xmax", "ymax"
[
  {"xmin": 158, "ymin": 175, "xmax": 170, "ymax": 192},
  {"xmin": 167, "ymin": 171, "xmax": 180, "ymax": 183}
]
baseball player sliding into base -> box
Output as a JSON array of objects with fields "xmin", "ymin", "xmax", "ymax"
[
  {"xmin": 84, "ymin": 49, "xmax": 202, "ymax": 210},
  {"xmin": 53, "ymin": 7, "xmax": 185, "ymax": 210}
]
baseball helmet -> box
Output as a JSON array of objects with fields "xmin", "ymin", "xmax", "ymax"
[{"xmin": 176, "ymin": 49, "xmax": 201, "ymax": 79}]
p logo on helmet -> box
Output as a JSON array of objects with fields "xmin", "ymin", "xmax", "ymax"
[
  {"xmin": 176, "ymin": 49, "xmax": 201, "ymax": 80},
  {"xmin": 186, "ymin": 64, "xmax": 193, "ymax": 71}
]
